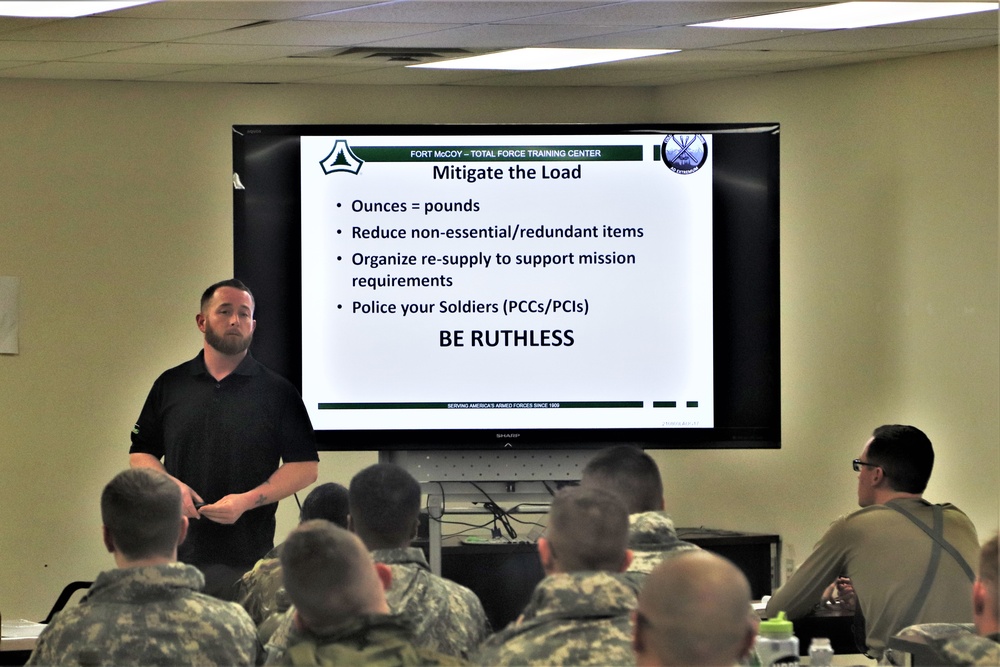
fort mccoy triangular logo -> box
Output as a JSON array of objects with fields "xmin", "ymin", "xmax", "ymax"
[{"xmin": 320, "ymin": 140, "xmax": 364, "ymax": 175}]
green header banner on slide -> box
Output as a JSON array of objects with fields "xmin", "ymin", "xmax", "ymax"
[{"xmin": 352, "ymin": 145, "xmax": 644, "ymax": 162}]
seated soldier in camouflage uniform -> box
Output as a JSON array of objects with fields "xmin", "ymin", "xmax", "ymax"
[
  {"xmin": 892, "ymin": 533, "xmax": 1000, "ymax": 666},
  {"xmin": 265, "ymin": 464, "xmax": 490, "ymax": 661},
  {"xmin": 581, "ymin": 446, "xmax": 699, "ymax": 591},
  {"xmin": 235, "ymin": 482, "xmax": 349, "ymax": 629},
  {"xmin": 632, "ymin": 551, "xmax": 757, "ymax": 667},
  {"xmin": 475, "ymin": 486, "xmax": 637, "ymax": 666},
  {"xmin": 27, "ymin": 468, "xmax": 258, "ymax": 667},
  {"xmin": 270, "ymin": 520, "xmax": 464, "ymax": 666}
]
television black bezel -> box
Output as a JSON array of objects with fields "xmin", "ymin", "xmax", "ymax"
[{"xmin": 233, "ymin": 123, "xmax": 780, "ymax": 451}]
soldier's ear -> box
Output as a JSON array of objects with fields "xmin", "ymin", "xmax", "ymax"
[
  {"xmin": 410, "ymin": 517, "xmax": 420, "ymax": 540},
  {"xmin": 102, "ymin": 525, "xmax": 115, "ymax": 554},
  {"xmin": 620, "ymin": 549, "xmax": 634, "ymax": 573},
  {"xmin": 176, "ymin": 515, "xmax": 189, "ymax": 548},
  {"xmin": 738, "ymin": 622, "xmax": 757, "ymax": 662},
  {"xmin": 374, "ymin": 562, "xmax": 392, "ymax": 591},
  {"xmin": 973, "ymin": 579, "xmax": 986, "ymax": 616},
  {"xmin": 631, "ymin": 609, "xmax": 646, "ymax": 654},
  {"xmin": 537, "ymin": 537, "xmax": 556, "ymax": 574}
]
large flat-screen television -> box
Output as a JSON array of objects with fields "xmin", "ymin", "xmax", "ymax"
[{"xmin": 233, "ymin": 123, "xmax": 779, "ymax": 451}]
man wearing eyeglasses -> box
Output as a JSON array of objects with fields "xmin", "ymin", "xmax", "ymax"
[{"xmin": 765, "ymin": 424, "xmax": 980, "ymax": 661}]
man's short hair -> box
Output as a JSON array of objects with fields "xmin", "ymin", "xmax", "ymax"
[
  {"xmin": 866, "ymin": 424, "xmax": 934, "ymax": 493},
  {"xmin": 300, "ymin": 482, "xmax": 350, "ymax": 528},
  {"xmin": 980, "ymin": 533, "xmax": 999, "ymax": 618},
  {"xmin": 581, "ymin": 445, "xmax": 663, "ymax": 514},
  {"xmin": 200, "ymin": 278, "xmax": 254, "ymax": 311},
  {"xmin": 636, "ymin": 551, "xmax": 754, "ymax": 666},
  {"xmin": 547, "ymin": 486, "xmax": 629, "ymax": 572},
  {"xmin": 349, "ymin": 463, "xmax": 421, "ymax": 549},
  {"xmin": 101, "ymin": 468, "xmax": 182, "ymax": 561},
  {"xmin": 280, "ymin": 520, "xmax": 381, "ymax": 627}
]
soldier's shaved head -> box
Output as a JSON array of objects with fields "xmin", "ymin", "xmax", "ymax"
[
  {"xmin": 543, "ymin": 486, "xmax": 630, "ymax": 573},
  {"xmin": 280, "ymin": 520, "xmax": 389, "ymax": 631},
  {"xmin": 101, "ymin": 468, "xmax": 183, "ymax": 561},
  {"xmin": 634, "ymin": 551, "xmax": 756, "ymax": 667},
  {"xmin": 349, "ymin": 463, "xmax": 421, "ymax": 550},
  {"xmin": 582, "ymin": 445, "xmax": 664, "ymax": 514}
]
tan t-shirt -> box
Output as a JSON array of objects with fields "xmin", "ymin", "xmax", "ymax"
[{"xmin": 766, "ymin": 498, "xmax": 979, "ymax": 658}]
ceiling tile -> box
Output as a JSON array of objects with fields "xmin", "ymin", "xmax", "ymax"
[
  {"xmin": 180, "ymin": 19, "xmax": 457, "ymax": 46},
  {"xmin": 1, "ymin": 17, "xmax": 250, "ymax": 43},
  {"xmin": 303, "ymin": 2, "xmax": 611, "ymax": 23},
  {"xmin": 549, "ymin": 24, "xmax": 812, "ymax": 49},
  {"xmin": 355, "ymin": 21, "xmax": 651, "ymax": 48},
  {"xmin": 498, "ymin": 1, "xmax": 821, "ymax": 27},
  {"xmin": 0, "ymin": 60, "xmax": 192, "ymax": 79},
  {"xmin": 112, "ymin": 1, "xmax": 379, "ymax": 21},
  {"xmin": 146, "ymin": 62, "xmax": 327, "ymax": 82},
  {"xmin": 0, "ymin": 17, "xmax": 54, "ymax": 36},
  {"xmin": 299, "ymin": 65, "xmax": 505, "ymax": 85},
  {"xmin": 0, "ymin": 40, "xmax": 141, "ymax": 60},
  {"xmin": 719, "ymin": 27, "xmax": 997, "ymax": 52},
  {"xmin": 73, "ymin": 41, "xmax": 313, "ymax": 63}
]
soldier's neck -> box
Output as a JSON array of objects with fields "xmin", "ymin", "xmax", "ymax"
[{"xmin": 114, "ymin": 553, "xmax": 176, "ymax": 569}]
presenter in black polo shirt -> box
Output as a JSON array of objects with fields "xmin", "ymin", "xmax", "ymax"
[{"xmin": 129, "ymin": 279, "xmax": 319, "ymax": 598}]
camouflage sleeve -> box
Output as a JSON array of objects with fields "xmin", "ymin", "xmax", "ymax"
[
  {"xmin": 236, "ymin": 558, "xmax": 284, "ymax": 626},
  {"xmin": 24, "ymin": 613, "xmax": 88, "ymax": 666},
  {"xmin": 939, "ymin": 634, "xmax": 1000, "ymax": 666},
  {"xmin": 262, "ymin": 608, "xmax": 296, "ymax": 665},
  {"xmin": 24, "ymin": 630, "xmax": 53, "ymax": 666}
]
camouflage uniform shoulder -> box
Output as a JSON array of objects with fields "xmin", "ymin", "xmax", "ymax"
[
  {"xmin": 476, "ymin": 572, "xmax": 635, "ymax": 666},
  {"xmin": 27, "ymin": 563, "xmax": 258, "ymax": 667},
  {"xmin": 235, "ymin": 555, "xmax": 287, "ymax": 625},
  {"xmin": 894, "ymin": 623, "xmax": 977, "ymax": 644},
  {"xmin": 373, "ymin": 548, "xmax": 490, "ymax": 659},
  {"xmin": 938, "ymin": 633, "xmax": 1000, "ymax": 666},
  {"xmin": 519, "ymin": 571, "xmax": 636, "ymax": 620},
  {"xmin": 276, "ymin": 614, "xmax": 468, "ymax": 667},
  {"xmin": 264, "ymin": 607, "xmax": 297, "ymax": 663},
  {"xmin": 890, "ymin": 623, "xmax": 998, "ymax": 666},
  {"xmin": 373, "ymin": 547, "xmax": 430, "ymax": 568}
]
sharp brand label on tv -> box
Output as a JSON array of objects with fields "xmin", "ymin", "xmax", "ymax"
[{"xmin": 233, "ymin": 124, "xmax": 780, "ymax": 450}]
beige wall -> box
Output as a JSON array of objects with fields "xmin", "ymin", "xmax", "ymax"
[
  {"xmin": 647, "ymin": 48, "xmax": 999, "ymax": 572},
  {"xmin": 0, "ymin": 46, "xmax": 996, "ymax": 620}
]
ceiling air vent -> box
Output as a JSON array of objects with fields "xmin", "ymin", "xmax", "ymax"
[{"xmin": 290, "ymin": 47, "xmax": 473, "ymax": 64}]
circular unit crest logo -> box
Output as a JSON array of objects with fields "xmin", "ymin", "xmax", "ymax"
[{"xmin": 661, "ymin": 134, "xmax": 708, "ymax": 175}]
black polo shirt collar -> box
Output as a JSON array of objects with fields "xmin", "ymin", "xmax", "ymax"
[{"xmin": 189, "ymin": 349, "xmax": 262, "ymax": 379}]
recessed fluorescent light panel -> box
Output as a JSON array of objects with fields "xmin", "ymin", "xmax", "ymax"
[
  {"xmin": 408, "ymin": 48, "xmax": 677, "ymax": 71},
  {"xmin": 0, "ymin": 1, "xmax": 158, "ymax": 18},
  {"xmin": 691, "ymin": 2, "xmax": 998, "ymax": 29}
]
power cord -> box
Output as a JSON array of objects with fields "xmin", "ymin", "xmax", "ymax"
[{"xmin": 470, "ymin": 482, "xmax": 517, "ymax": 539}]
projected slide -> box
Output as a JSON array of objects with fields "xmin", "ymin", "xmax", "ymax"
[{"xmin": 300, "ymin": 133, "xmax": 714, "ymax": 431}]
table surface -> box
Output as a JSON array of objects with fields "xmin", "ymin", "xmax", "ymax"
[{"xmin": 1, "ymin": 621, "xmax": 43, "ymax": 652}]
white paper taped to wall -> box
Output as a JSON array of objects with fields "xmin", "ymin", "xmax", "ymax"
[{"xmin": 0, "ymin": 276, "xmax": 19, "ymax": 354}]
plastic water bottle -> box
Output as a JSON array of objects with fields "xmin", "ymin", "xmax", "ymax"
[
  {"xmin": 755, "ymin": 611, "xmax": 799, "ymax": 666},
  {"xmin": 808, "ymin": 638, "xmax": 834, "ymax": 666}
]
